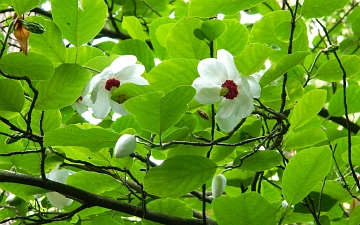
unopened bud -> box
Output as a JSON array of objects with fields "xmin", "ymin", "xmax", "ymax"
[
  {"xmin": 211, "ymin": 174, "xmax": 227, "ymax": 199},
  {"xmin": 114, "ymin": 134, "xmax": 136, "ymax": 158}
]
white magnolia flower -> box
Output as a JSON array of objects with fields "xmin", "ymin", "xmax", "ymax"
[
  {"xmin": 86, "ymin": 55, "xmax": 148, "ymax": 119},
  {"xmin": 71, "ymin": 94, "xmax": 91, "ymax": 114},
  {"xmin": 192, "ymin": 49, "xmax": 261, "ymax": 132},
  {"xmin": 46, "ymin": 165, "xmax": 75, "ymax": 209},
  {"xmin": 114, "ymin": 134, "xmax": 136, "ymax": 158}
]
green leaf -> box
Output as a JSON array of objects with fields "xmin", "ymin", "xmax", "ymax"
[
  {"xmin": 35, "ymin": 64, "xmax": 91, "ymax": 110},
  {"xmin": 329, "ymin": 85, "xmax": 360, "ymax": 116},
  {"xmin": 149, "ymin": 17, "xmax": 176, "ymax": 60},
  {"xmin": 350, "ymin": 205, "xmax": 360, "ymax": 225},
  {"xmin": 200, "ymin": 19, "xmax": 225, "ymax": 41},
  {"xmin": 0, "ymin": 79, "xmax": 24, "ymax": 112},
  {"xmin": 147, "ymin": 59, "xmax": 199, "ymax": 93},
  {"xmin": 0, "ymin": 52, "xmax": 54, "ymax": 80},
  {"xmin": 166, "ymin": 18, "xmax": 209, "ymax": 60},
  {"xmin": 11, "ymin": 0, "xmax": 40, "ymax": 14},
  {"xmin": 156, "ymin": 24, "xmax": 176, "ymax": 47},
  {"xmin": 282, "ymin": 146, "xmax": 332, "ymax": 205},
  {"xmin": 50, "ymin": 0, "xmax": 107, "ymax": 46},
  {"xmin": 341, "ymin": 144, "xmax": 360, "ymax": 167},
  {"xmin": 289, "ymin": 89, "xmax": 327, "ymax": 131},
  {"xmin": 28, "ymin": 17, "xmax": 67, "ymax": 67},
  {"xmin": 249, "ymin": 11, "xmax": 309, "ymax": 58},
  {"xmin": 0, "ymin": 183, "xmax": 45, "ymax": 201},
  {"xmin": 18, "ymin": 109, "xmax": 62, "ymax": 135},
  {"xmin": 284, "ymin": 128, "xmax": 327, "ymax": 150},
  {"xmin": 144, "ymin": 155, "xmax": 217, "ymax": 197},
  {"xmin": 188, "ymin": 0, "xmax": 265, "ymax": 17},
  {"xmin": 91, "ymin": 217, "xmax": 122, "ymax": 225},
  {"xmin": 124, "ymin": 86, "xmax": 195, "ymax": 135},
  {"xmin": 315, "ymin": 55, "xmax": 360, "ymax": 82},
  {"xmin": 67, "ymin": 46, "xmax": 104, "ymax": 65},
  {"xmin": 217, "ymin": 19, "xmax": 248, "ymax": 56},
  {"xmin": 273, "ymin": 20, "xmax": 305, "ymax": 42},
  {"xmin": 301, "ymin": 0, "xmax": 350, "ymax": 19},
  {"xmin": 122, "ymin": 16, "xmax": 145, "ymax": 41},
  {"xmin": 213, "ymin": 193, "xmax": 277, "ymax": 225},
  {"xmin": 111, "ymin": 39, "xmax": 154, "ymax": 72},
  {"xmin": 111, "ymin": 83, "xmax": 155, "ymax": 104},
  {"xmin": 144, "ymin": 199, "xmax": 193, "ymax": 225},
  {"xmin": 259, "ymin": 51, "xmax": 310, "ymax": 87},
  {"xmin": 234, "ymin": 44, "xmax": 276, "ymax": 76},
  {"xmin": 238, "ymin": 150, "xmax": 282, "ymax": 172},
  {"xmin": 67, "ymin": 171, "xmax": 120, "ymax": 194},
  {"xmin": 348, "ymin": 7, "xmax": 360, "ymax": 37},
  {"xmin": 44, "ymin": 124, "xmax": 121, "ymax": 151}
]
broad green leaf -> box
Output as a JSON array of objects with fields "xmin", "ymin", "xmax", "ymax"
[
  {"xmin": 91, "ymin": 217, "xmax": 122, "ymax": 225},
  {"xmin": 18, "ymin": 109, "xmax": 62, "ymax": 135},
  {"xmin": 67, "ymin": 171, "xmax": 120, "ymax": 194},
  {"xmin": 217, "ymin": 19, "xmax": 248, "ymax": 56},
  {"xmin": 329, "ymin": 85, "xmax": 360, "ymax": 117},
  {"xmin": 282, "ymin": 146, "xmax": 332, "ymax": 205},
  {"xmin": 284, "ymin": 128, "xmax": 327, "ymax": 150},
  {"xmin": 200, "ymin": 19, "xmax": 225, "ymax": 41},
  {"xmin": 11, "ymin": 0, "xmax": 40, "ymax": 14},
  {"xmin": 112, "ymin": 39, "xmax": 154, "ymax": 72},
  {"xmin": 149, "ymin": 17, "xmax": 176, "ymax": 60},
  {"xmin": 188, "ymin": 0, "xmax": 265, "ymax": 17},
  {"xmin": 28, "ymin": 17, "xmax": 67, "ymax": 67},
  {"xmin": 0, "ymin": 52, "xmax": 54, "ymax": 80},
  {"xmin": 166, "ymin": 18, "xmax": 209, "ymax": 60},
  {"xmin": 67, "ymin": 46, "xmax": 104, "ymax": 65},
  {"xmin": 0, "ymin": 79, "xmax": 24, "ymax": 112},
  {"xmin": 213, "ymin": 193, "xmax": 277, "ymax": 225},
  {"xmin": 273, "ymin": 20, "xmax": 305, "ymax": 42},
  {"xmin": 35, "ymin": 64, "xmax": 91, "ymax": 110},
  {"xmin": 249, "ymin": 11, "xmax": 309, "ymax": 58},
  {"xmin": 147, "ymin": 59, "xmax": 199, "ymax": 93},
  {"xmin": 301, "ymin": 0, "xmax": 350, "ymax": 19},
  {"xmin": 259, "ymin": 51, "xmax": 310, "ymax": 87},
  {"xmin": 122, "ymin": 16, "xmax": 145, "ymax": 41},
  {"xmin": 111, "ymin": 83, "xmax": 155, "ymax": 104},
  {"xmin": 235, "ymin": 44, "xmax": 276, "ymax": 76},
  {"xmin": 237, "ymin": 150, "xmax": 282, "ymax": 172},
  {"xmin": 315, "ymin": 55, "xmax": 360, "ymax": 82},
  {"xmin": 348, "ymin": 7, "xmax": 360, "ymax": 37},
  {"xmin": 44, "ymin": 124, "xmax": 121, "ymax": 151},
  {"xmin": 289, "ymin": 89, "xmax": 327, "ymax": 131},
  {"xmin": 124, "ymin": 86, "xmax": 195, "ymax": 135},
  {"xmin": 350, "ymin": 206, "xmax": 360, "ymax": 225},
  {"xmin": 156, "ymin": 24, "xmax": 176, "ymax": 47},
  {"xmin": 143, "ymin": 199, "xmax": 193, "ymax": 225},
  {"xmin": 341, "ymin": 144, "xmax": 360, "ymax": 167},
  {"xmin": 51, "ymin": 0, "xmax": 107, "ymax": 46},
  {"xmin": 83, "ymin": 55, "xmax": 119, "ymax": 73},
  {"xmin": 144, "ymin": 155, "xmax": 217, "ymax": 197},
  {"xmin": 0, "ymin": 183, "xmax": 46, "ymax": 201}
]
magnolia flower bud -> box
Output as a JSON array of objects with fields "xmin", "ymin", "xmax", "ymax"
[
  {"xmin": 211, "ymin": 174, "xmax": 227, "ymax": 199},
  {"xmin": 114, "ymin": 134, "xmax": 136, "ymax": 158}
]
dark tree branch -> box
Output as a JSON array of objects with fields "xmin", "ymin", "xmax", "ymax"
[
  {"xmin": 0, "ymin": 171, "xmax": 217, "ymax": 225},
  {"xmin": 318, "ymin": 108, "xmax": 360, "ymax": 134}
]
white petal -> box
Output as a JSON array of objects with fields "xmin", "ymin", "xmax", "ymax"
[
  {"xmin": 217, "ymin": 99, "xmax": 238, "ymax": 119},
  {"xmin": 217, "ymin": 49, "xmax": 240, "ymax": 81},
  {"xmin": 47, "ymin": 165, "xmax": 74, "ymax": 184},
  {"xmin": 73, "ymin": 101, "xmax": 88, "ymax": 114},
  {"xmin": 217, "ymin": 114, "xmax": 238, "ymax": 132},
  {"xmin": 82, "ymin": 73, "xmax": 102, "ymax": 96},
  {"xmin": 114, "ymin": 64, "xmax": 146, "ymax": 81},
  {"xmin": 92, "ymin": 89, "xmax": 111, "ymax": 119},
  {"xmin": 109, "ymin": 55, "xmax": 138, "ymax": 72},
  {"xmin": 192, "ymin": 79, "xmax": 222, "ymax": 104},
  {"xmin": 245, "ymin": 76, "xmax": 261, "ymax": 98},
  {"xmin": 237, "ymin": 75, "xmax": 251, "ymax": 94},
  {"xmin": 46, "ymin": 192, "xmax": 73, "ymax": 209},
  {"xmin": 233, "ymin": 91, "xmax": 254, "ymax": 119},
  {"xmin": 109, "ymin": 100, "xmax": 128, "ymax": 116},
  {"xmin": 198, "ymin": 58, "xmax": 228, "ymax": 84}
]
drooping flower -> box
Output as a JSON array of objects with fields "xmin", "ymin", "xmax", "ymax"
[
  {"xmin": 211, "ymin": 174, "xmax": 227, "ymax": 199},
  {"xmin": 46, "ymin": 165, "xmax": 75, "ymax": 209},
  {"xmin": 114, "ymin": 134, "xmax": 136, "ymax": 158},
  {"xmin": 71, "ymin": 94, "xmax": 91, "ymax": 114},
  {"xmin": 85, "ymin": 55, "xmax": 148, "ymax": 119},
  {"xmin": 192, "ymin": 49, "xmax": 261, "ymax": 132}
]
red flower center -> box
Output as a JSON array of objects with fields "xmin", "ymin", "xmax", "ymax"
[
  {"xmin": 105, "ymin": 78, "xmax": 120, "ymax": 91},
  {"xmin": 221, "ymin": 80, "xmax": 238, "ymax": 99},
  {"xmin": 76, "ymin": 96, "xmax": 83, "ymax": 102}
]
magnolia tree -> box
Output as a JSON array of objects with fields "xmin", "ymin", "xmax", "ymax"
[{"xmin": 0, "ymin": 0, "xmax": 360, "ymax": 224}]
